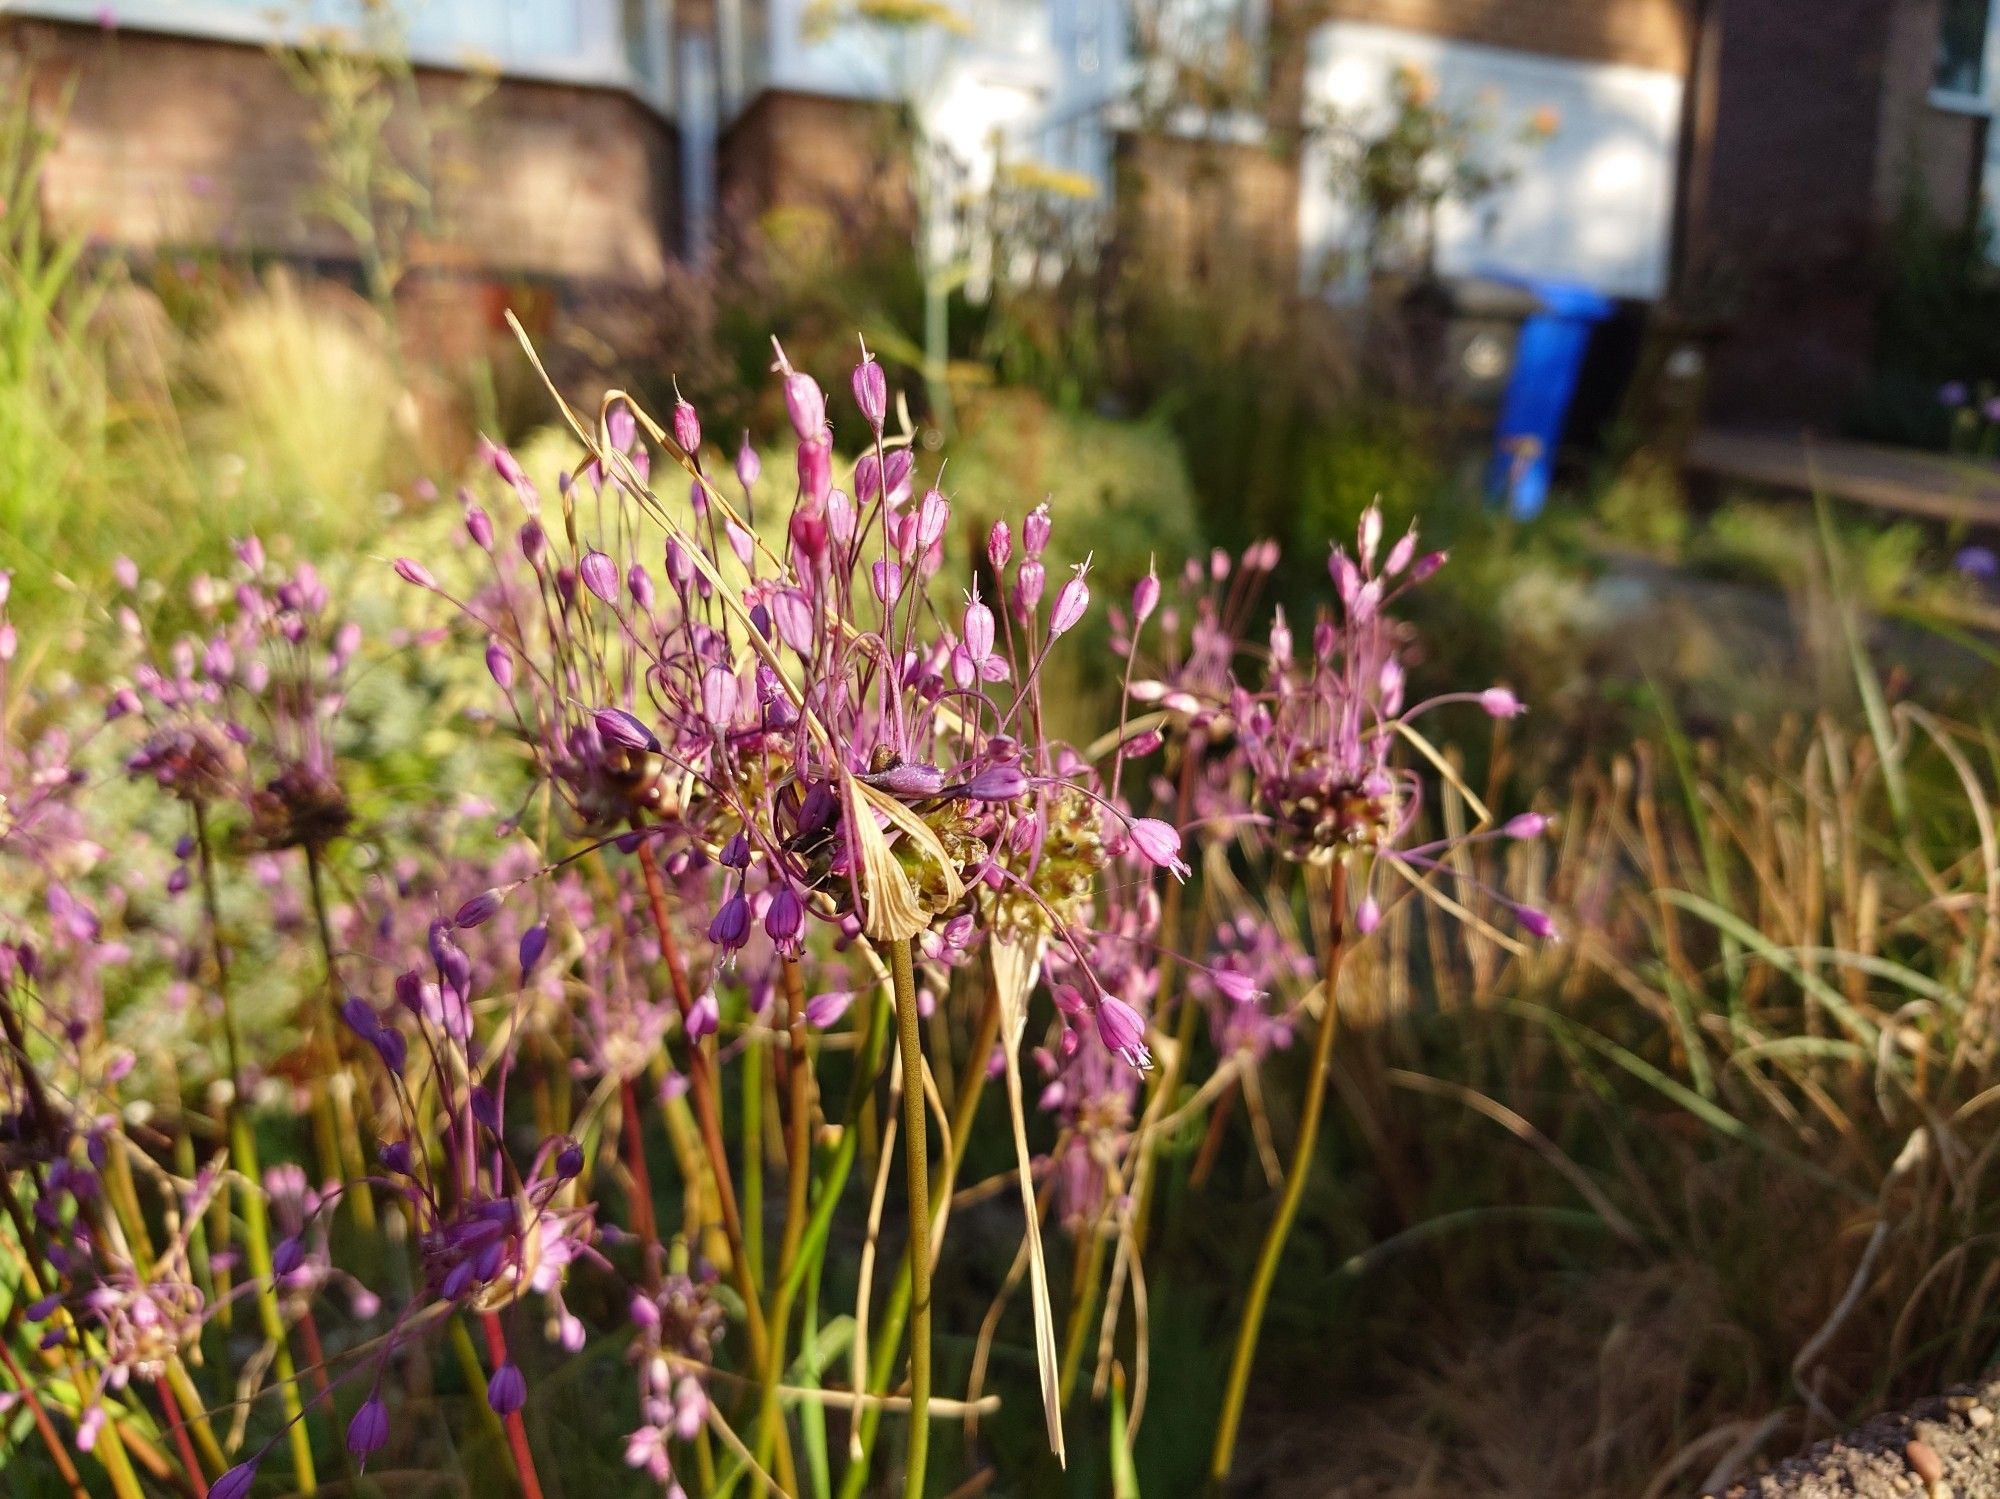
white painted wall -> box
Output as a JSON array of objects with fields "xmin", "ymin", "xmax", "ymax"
[
  {"xmin": 1299, "ymin": 20, "xmax": 1683, "ymax": 300},
  {"xmin": 744, "ymin": 0, "xmax": 1123, "ymax": 191}
]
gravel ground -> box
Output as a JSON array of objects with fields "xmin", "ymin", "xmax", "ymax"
[{"xmin": 1711, "ymin": 1379, "xmax": 2000, "ymax": 1498}]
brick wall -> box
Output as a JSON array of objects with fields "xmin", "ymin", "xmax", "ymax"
[
  {"xmin": 1111, "ymin": 132, "xmax": 1300, "ymax": 299},
  {"xmin": 1691, "ymin": 0, "xmax": 1940, "ymax": 426},
  {"xmin": 1309, "ymin": 0, "xmax": 1691, "ymax": 71},
  {"xmin": 0, "ymin": 18, "xmax": 678, "ymax": 286},
  {"xmin": 714, "ymin": 88, "xmax": 912, "ymax": 231}
]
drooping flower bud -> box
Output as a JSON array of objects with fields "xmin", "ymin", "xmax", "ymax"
[
  {"xmin": 707, "ymin": 896, "xmax": 751, "ymax": 951},
  {"xmin": 1479, "ymin": 687, "xmax": 1525, "ymax": 718},
  {"xmin": 1094, "ymin": 996, "xmax": 1152, "ymax": 1071},
  {"xmin": 1512, "ymin": 905, "xmax": 1560, "ymax": 941},
  {"xmin": 392, "ymin": 558, "xmax": 438, "ymax": 591},
  {"xmin": 765, "ymin": 887, "xmax": 804, "ymax": 950},
  {"xmin": 1127, "ymin": 817, "xmax": 1189, "ymax": 880},
  {"xmin": 347, "ymin": 1396, "xmax": 389, "ymax": 1464},
  {"xmin": 736, "ymin": 435, "xmax": 761, "ymax": 488}
]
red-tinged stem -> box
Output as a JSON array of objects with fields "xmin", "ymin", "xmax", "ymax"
[
  {"xmin": 0, "ymin": 1340, "xmax": 91, "ymax": 1499},
  {"xmin": 155, "ymin": 1370, "xmax": 209, "ymax": 1498},
  {"xmin": 620, "ymin": 1075, "xmax": 662, "ymax": 1290},
  {"xmin": 480, "ymin": 1313, "xmax": 547, "ymax": 1499},
  {"xmin": 633, "ymin": 837, "xmax": 796, "ymax": 1495}
]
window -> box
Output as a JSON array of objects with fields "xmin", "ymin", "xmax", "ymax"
[{"xmin": 1938, "ymin": 0, "xmax": 1993, "ymax": 98}]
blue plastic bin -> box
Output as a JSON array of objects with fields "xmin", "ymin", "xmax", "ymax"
[{"xmin": 1481, "ymin": 273, "xmax": 1614, "ymax": 518}]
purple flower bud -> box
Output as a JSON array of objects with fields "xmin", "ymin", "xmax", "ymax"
[
  {"xmin": 1358, "ymin": 505, "xmax": 1383, "ymax": 568},
  {"xmin": 960, "ymin": 765, "xmax": 1027, "ymax": 801},
  {"xmin": 987, "ymin": 520, "xmax": 1011, "ymax": 570},
  {"xmin": 865, "ymin": 761, "xmax": 946, "ymax": 798},
  {"xmin": 782, "ymin": 370, "xmax": 827, "ymax": 442},
  {"xmin": 708, "ymin": 895, "xmax": 751, "ymax": 951},
  {"xmin": 465, "ymin": 506, "xmax": 494, "ymax": 549},
  {"xmin": 579, "ymin": 551, "xmax": 620, "ymax": 604},
  {"xmin": 701, "ymin": 664, "xmax": 739, "ymax": 726},
  {"xmin": 1132, "ymin": 570, "xmax": 1160, "ymax": 626},
  {"xmin": 1479, "ymin": 687, "xmax": 1525, "ymax": 719},
  {"xmin": 805, "ymin": 991, "xmax": 855, "ymax": 1028},
  {"xmin": 1128, "ymin": 818, "xmax": 1189, "ymax": 880},
  {"xmin": 687, "ymin": 989, "xmax": 720, "ymax": 1039},
  {"xmin": 519, "ymin": 922, "xmax": 549, "ymax": 979},
  {"xmin": 455, "ymin": 889, "xmax": 505, "ymax": 929},
  {"xmin": 340, "ymin": 995, "xmax": 381, "ymax": 1042},
  {"xmin": 627, "ymin": 563, "xmax": 656, "ymax": 611},
  {"xmin": 1015, "ymin": 560, "xmax": 1045, "ymax": 613},
  {"xmin": 916, "ymin": 488, "xmax": 950, "ymax": 550},
  {"xmin": 736, "ymin": 435, "xmax": 761, "ymax": 488},
  {"xmin": 1356, "ymin": 895, "xmax": 1382, "ymax": 935},
  {"xmin": 1023, "ymin": 504, "xmax": 1051, "ymax": 559},
  {"xmin": 486, "ymin": 1362, "xmax": 527, "ymax": 1416},
  {"xmin": 772, "ymin": 588, "xmax": 813, "ymax": 653},
  {"xmin": 1094, "ymin": 996, "xmax": 1152, "ymax": 1071},
  {"xmin": 672, "ymin": 396, "xmax": 701, "ymax": 454},
  {"xmin": 380, "ymin": 1138, "xmax": 413, "ymax": 1174},
  {"xmin": 1049, "ymin": 564, "xmax": 1091, "ymax": 637},
  {"xmin": 392, "ymin": 558, "xmax": 437, "ymax": 590},
  {"xmin": 1513, "ymin": 905, "xmax": 1560, "ymax": 941},
  {"xmin": 272, "ymin": 1236, "xmax": 304, "ymax": 1277},
  {"xmin": 348, "ymin": 1395, "xmax": 389, "ymax": 1463},
  {"xmin": 765, "ymin": 887, "xmax": 804, "ymax": 949},
  {"xmin": 371, "ymin": 1025, "xmax": 407, "ymax": 1074},
  {"xmin": 555, "ymin": 1138, "xmax": 584, "ymax": 1178},
  {"xmin": 852, "ymin": 352, "xmax": 888, "ymax": 431},
  {"xmin": 1212, "ymin": 970, "xmax": 1261, "ymax": 1003},
  {"xmin": 1411, "ymin": 549, "xmax": 1448, "ymax": 583},
  {"xmin": 486, "ymin": 639, "xmax": 515, "ymax": 691},
  {"xmin": 211, "ymin": 1462, "xmax": 260, "ymax": 1499},
  {"xmin": 797, "ymin": 435, "xmax": 833, "ymax": 506},
  {"xmin": 1503, "ymin": 812, "xmax": 1548, "ymax": 840},
  {"xmin": 593, "ymin": 708, "xmax": 659, "ymax": 753}
]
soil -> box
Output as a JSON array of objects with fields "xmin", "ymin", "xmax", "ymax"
[{"xmin": 1710, "ymin": 1378, "xmax": 2000, "ymax": 1499}]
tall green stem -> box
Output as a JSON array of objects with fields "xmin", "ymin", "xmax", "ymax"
[
  {"xmin": 1210, "ymin": 860, "xmax": 1348, "ymax": 1482},
  {"xmin": 195, "ymin": 803, "xmax": 318, "ymax": 1493},
  {"xmin": 888, "ymin": 936, "xmax": 932, "ymax": 1497},
  {"xmin": 838, "ymin": 970, "xmax": 1000, "ymax": 1499}
]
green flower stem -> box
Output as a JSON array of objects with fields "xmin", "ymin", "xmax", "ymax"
[
  {"xmin": 194, "ymin": 801, "xmax": 318, "ymax": 1494},
  {"xmin": 1209, "ymin": 859, "xmax": 1349, "ymax": 1482},
  {"xmin": 839, "ymin": 968, "xmax": 1000, "ymax": 1499},
  {"xmin": 888, "ymin": 934, "xmax": 932, "ymax": 1498},
  {"xmin": 634, "ymin": 836, "xmax": 795, "ymax": 1493}
]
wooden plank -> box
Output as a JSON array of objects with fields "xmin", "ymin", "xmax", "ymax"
[{"xmin": 1686, "ymin": 430, "xmax": 2000, "ymax": 526}]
